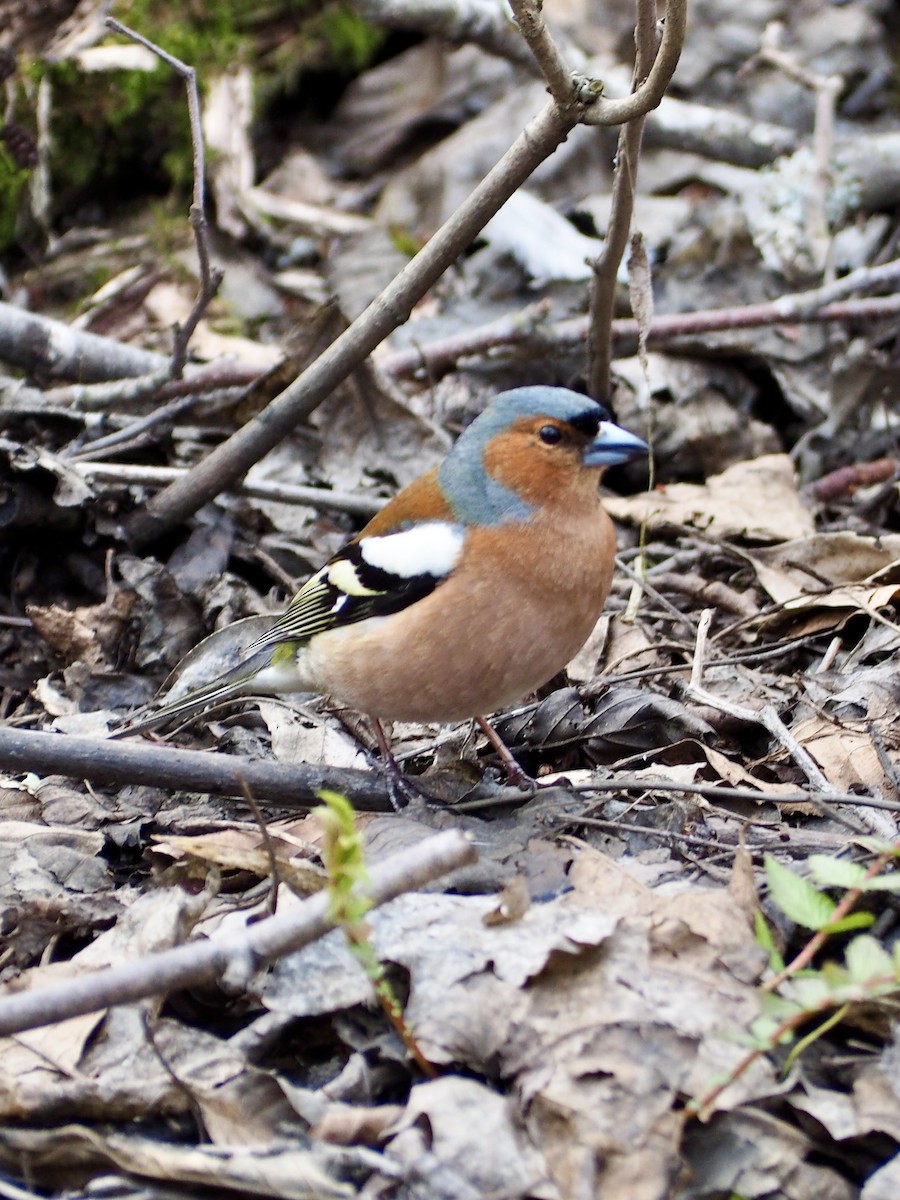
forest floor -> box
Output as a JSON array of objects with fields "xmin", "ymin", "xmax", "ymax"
[{"xmin": 0, "ymin": 2, "xmax": 899, "ymax": 1198}]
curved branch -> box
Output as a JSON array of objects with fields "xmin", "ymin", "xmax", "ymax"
[{"xmin": 582, "ymin": 0, "xmax": 688, "ymax": 126}]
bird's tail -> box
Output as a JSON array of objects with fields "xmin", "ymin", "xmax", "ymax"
[{"xmin": 109, "ymin": 647, "xmax": 276, "ymax": 739}]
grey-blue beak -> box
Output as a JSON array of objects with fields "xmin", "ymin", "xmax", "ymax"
[{"xmin": 583, "ymin": 421, "xmax": 648, "ymax": 467}]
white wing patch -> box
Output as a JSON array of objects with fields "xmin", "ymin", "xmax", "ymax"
[
  {"xmin": 359, "ymin": 521, "xmax": 465, "ymax": 580},
  {"xmin": 327, "ymin": 558, "xmax": 379, "ymax": 597}
]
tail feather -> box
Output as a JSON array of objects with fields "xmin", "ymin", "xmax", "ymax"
[{"xmin": 110, "ymin": 649, "xmax": 275, "ymax": 738}]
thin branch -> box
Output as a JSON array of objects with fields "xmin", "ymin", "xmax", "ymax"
[
  {"xmin": 689, "ymin": 607, "xmax": 714, "ymax": 690},
  {"xmin": 74, "ymin": 461, "xmax": 382, "ymax": 517},
  {"xmin": 105, "ymin": 18, "xmax": 224, "ymax": 377},
  {"xmin": 614, "ymin": 553, "xmax": 698, "ymax": 637},
  {"xmin": 508, "ymin": 0, "xmax": 578, "ymax": 107},
  {"xmin": 580, "ymin": 0, "xmax": 687, "ymax": 126},
  {"xmin": 0, "ymin": 829, "xmax": 476, "ymax": 1037},
  {"xmin": 682, "ymin": 683, "xmax": 866, "ymax": 832},
  {"xmin": 0, "ymin": 299, "xmax": 168, "ymax": 381},
  {"xmin": 381, "ymin": 272, "xmax": 900, "ymax": 380},
  {"xmin": 453, "ymin": 774, "xmax": 900, "ymax": 815},
  {"xmin": 588, "ymin": 0, "xmax": 659, "ymax": 401}
]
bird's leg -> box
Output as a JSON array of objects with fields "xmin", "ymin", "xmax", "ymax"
[
  {"xmin": 371, "ymin": 717, "xmax": 450, "ymax": 808},
  {"xmin": 371, "ymin": 717, "xmax": 409, "ymax": 810},
  {"xmin": 476, "ymin": 716, "xmax": 534, "ymax": 789}
]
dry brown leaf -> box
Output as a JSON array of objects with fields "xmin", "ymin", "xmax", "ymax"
[
  {"xmin": 605, "ymin": 454, "xmax": 814, "ymax": 542},
  {"xmin": 385, "ymin": 1076, "xmax": 556, "ymax": 1199},
  {"xmin": 699, "ymin": 744, "xmax": 805, "ymax": 797},
  {"xmin": 683, "ymin": 1107, "xmax": 857, "ymax": 1200},
  {"xmin": 311, "ymin": 1102, "xmax": 404, "ymax": 1146},
  {"xmin": 27, "ymin": 590, "xmax": 135, "ymax": 669},
  {"xmin": 256, "ymin": 701, "xmax": 370, "ymax": 770},
  {"xmin": 787, "ymin": 716, "xmax": 896, "ymax": 795},
  {"xmin": 0, "ymin": 1125, "xmax": 352, "ymax": 1199},
  {"xmin": 153, "ymin": 829, "xmax": 327, "ymax": 895},
  {"xmin": 752, "ymin": 532, "xmax": 900, "ymax": 587},
  {"xmin": 258, "ymin": 854, "xmax": 772, "ymax": 1199},
  {"xmin": 596, "ymin": 613, "xmax": 660, "ymax": 678}
]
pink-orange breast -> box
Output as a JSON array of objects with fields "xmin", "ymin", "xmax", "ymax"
[{"xmin": 302, "ymin": 500, "xmax": 617, "ymax": 723}]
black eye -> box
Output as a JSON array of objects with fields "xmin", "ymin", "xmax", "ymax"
[{"xmin": 538, "ymin": 425, "xmax": 562, "ymax": 445}]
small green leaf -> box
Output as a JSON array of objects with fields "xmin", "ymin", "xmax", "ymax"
[
  {"xmin": 844, "ymin": 935, "xmax": 894, "ymax": 983},
  {"xmin": 759, "ymin": 991, "xmax": 804, "ymax": 1021},
  {"xmin": 749, "ymin": 1014, "xmax": 788, "ymax": 1047},
  {"xmin": 821, "ymin": 912, "xmax": 875, "ymax": 934},
  {"xmin": 852, "ymin": 837, "xmax": 900, "ymax": 856},
  {"xmin": 807, "ymin": 855, "xmax": 868, "ymax": 889},
  {"xmin": 860, "ymin": 874, "xmax": 900, "ymax": 892},
  {"xmin": 765, "ymin": 854, "xmax": 836, "ymax": 930},
  {"xmin": 754, "ymin": 911, "xmax": 785, "ymax": 972},
  {"xmin": 820, "ymin": 960, "xmax": 851, "ymax": 990},
  {"xmin": 788, "ymin": 974, "xmax": 834, "ymax": 1009}
]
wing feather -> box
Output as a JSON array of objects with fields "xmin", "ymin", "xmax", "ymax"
[{"xmin": 246, "ymin": 521, "xmax": 465, "ymax": 657}]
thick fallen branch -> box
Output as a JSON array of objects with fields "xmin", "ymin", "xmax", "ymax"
[
  {"xmin": 0, "ymin": 301, "xmax": 168, "ymax": 381},
  {"xmin": 0, "ymin": 827, "xmax": 476, "ymax": 1037},
  {"xmin": 0, "ymin": 726, "xmax": 394, "ymax": 812}
]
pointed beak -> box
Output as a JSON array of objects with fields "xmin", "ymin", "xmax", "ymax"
[{"xmin": 583, "ymin": 421, "xmax": 648, "ymax": 467}]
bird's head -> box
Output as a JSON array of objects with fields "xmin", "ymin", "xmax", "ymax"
[{"xmin": 439, "ymin": 386, "xmax": 648, "ymax": 524}]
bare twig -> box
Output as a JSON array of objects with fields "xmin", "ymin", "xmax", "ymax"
[
  {"xmin": 0, "ymin": 829, "xmax": 476, "ymax": 1037},
  {"xmin": 689, "ymin": 608, "xmax": 714, "ymax": 690},
  {"xmin": 382, "ymin": 299, "xmax": 552, "ymax": 380},
  {"xmin": 614, "ymin": 553, "xmax": 698, "ymax": 636},
  {"xmin": 580, "ymin": 0, "xmax": 687, "ymax": 127},
  {"xmin": 453, "ymin": 774, "xmax": 900, "ymax": 814},
  {"xmin": 381, "ymin": 271, "xmax": 900, "ymax": 380},
  {"xmin": 105, "ymin": 18, "xmax": 224, "ymax": 377},
  {"xmin": 73, "ymin": 461, "xmax": 382, "ymax": 518},
  {"xmin": 682, "ymin": 684, "xmax": 866, "ymax": 832},
  {"xmin": 508, "ymin": 0, "xmax": 577, "ymax": 106},
  {"xmin": 0, "ymin": 300, "xmax": 168, "ymax": 381},
  {"xmin": 5, "ymin": 722, "xmax": 892, "ymax": 824},
  {"xmin": 62, "ymin": 393, "xmax": 217, "ymax": 462},
  {"xmin": 588, "ymin": 0, "xmax": 659, "ymax": 401}
]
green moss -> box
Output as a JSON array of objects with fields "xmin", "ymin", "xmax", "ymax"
[
  {"xmin": 313, "ymin": 6, "xmax": 386, "ymax": 73},
  {"xmin": 0, "ymin": 146, "xmax": 29, "ymax": 250},
  {"xmin": 18, "ymin": 1, "xmax": 383, "ymax": 224}
]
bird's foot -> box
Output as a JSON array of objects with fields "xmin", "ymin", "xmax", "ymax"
[
  {"xmin": 501, "ymin": 760, "xmax": 537, "ymax": 791},
  {"xmin": 380, "ymin": 756, "xmax": 450, "ymax": 810}
]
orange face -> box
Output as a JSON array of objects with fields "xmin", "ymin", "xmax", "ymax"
[{"xmin": 481, "ymin": 415, "xmax": 602, "ymax": 511}]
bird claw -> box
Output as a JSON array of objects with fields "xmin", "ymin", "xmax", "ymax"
[
  {"xmin": 502, "ymin": 761, "xmax": 537, "ymax": 791},
  {"xmin": 381, "ymin": 762, "xmax": 445, "ymax": 810}
]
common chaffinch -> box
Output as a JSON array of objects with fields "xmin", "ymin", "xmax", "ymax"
[{"xmin": 114, "ymin": 386, "xmax": 647, "ymax": 783}]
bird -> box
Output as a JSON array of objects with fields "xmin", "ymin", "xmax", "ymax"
[{"xmin": 113, "ymin": 386, "xmax": 647, "ymax": 786}]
